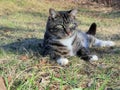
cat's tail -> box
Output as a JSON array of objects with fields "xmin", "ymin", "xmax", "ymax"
[{"xmin": 86, "ymin": 23, "xmax": 96, "ymax": 36}]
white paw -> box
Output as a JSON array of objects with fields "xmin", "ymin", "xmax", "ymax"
[
  {"xmin": 90, "ymin": 55, "xmax": 98, "ymax": 61},
  {"xmin": 57, "ymin": 58, "xmax": 69, "ymax": 66}
]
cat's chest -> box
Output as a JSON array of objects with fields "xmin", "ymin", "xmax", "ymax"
[{"xmin": 59, "ymin": 35, "xmax": 75, "ymax": 56}]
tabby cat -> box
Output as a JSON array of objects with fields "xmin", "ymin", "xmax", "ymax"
[{"xmin": 43, "ymin": 8, "xmax": 115, "ymax": 65}]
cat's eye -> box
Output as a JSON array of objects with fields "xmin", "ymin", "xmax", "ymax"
[{"xmin": 56, "ymin": 25, "xmax": 63, "ymax": 29}]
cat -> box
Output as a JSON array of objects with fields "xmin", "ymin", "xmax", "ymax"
[{"xmin": 43, "ymin": 8, "xmax": 115, "ymax": 66}]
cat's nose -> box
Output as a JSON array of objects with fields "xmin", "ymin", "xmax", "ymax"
[
  {"xmin": 67, "ymin": 32, "xmax": 71, "ymax": 36},
  {"xmin": 66, "ymin": 29, "xmax": 71, "ymax": 36}
]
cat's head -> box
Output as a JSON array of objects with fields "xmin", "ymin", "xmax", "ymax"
[{"xmin": 46, "ymin": 8, "xmax": 78, "ymax": 39}]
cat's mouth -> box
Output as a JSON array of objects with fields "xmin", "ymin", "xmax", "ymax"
[
  {"xmin": 65, "ymin": 29, "xmax": 72, "ymax": 36},
  {"xmin": 64, "ymin": 29, "xmax": 73, "ymax": 36},
  {"xmin": 66, "ymin": 32, "xmax": 71, "ymax": 36}
]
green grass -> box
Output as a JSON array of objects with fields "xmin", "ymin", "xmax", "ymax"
[{"xmin": 0, "ymin": 0, "xmax": 120, "ymax": 90}]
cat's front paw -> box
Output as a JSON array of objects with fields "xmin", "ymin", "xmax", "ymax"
[
  {"xmin": 57, "ymin": 58, "xmax": 69, "ymax": 66},
  {"xmin": 90, "ymin": 55, "xmax": 98, "ymax": 61}
]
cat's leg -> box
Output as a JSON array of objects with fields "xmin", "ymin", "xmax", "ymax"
[
  {"xmin": 87, "ymin": 35, "xmax": 115, "ymax": 48},
  {"xmin": 57, "ymin": 57, "xmax": 69, "ymax": 66},
  {"xmin": 77, "ymin": 47, "xmax": 98, "ymax": 61},
  {"xmin": 93, "ymin": 38, "xmax": 115, "ymax": 48},
  {"xmin": 48, "ymin": 42, "xmax": 69, "ymax": 66}
]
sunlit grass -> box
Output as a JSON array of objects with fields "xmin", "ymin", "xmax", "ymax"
[{"xmin": 0, "ymin": 0, "xmax": 120, "ymax": 90}]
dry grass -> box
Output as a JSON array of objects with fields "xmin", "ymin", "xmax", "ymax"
[{"xmin": 0, "ymin": 0, "xmax": 120, "ymax": 90}]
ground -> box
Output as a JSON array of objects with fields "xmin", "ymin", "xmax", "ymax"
[{"xmin": 0, "ymin": 0, "xmax": 120, "ymax": 90}]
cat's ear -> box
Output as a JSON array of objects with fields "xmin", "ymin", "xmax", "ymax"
[
  {"xmin": 49, "ymin": 8, "xmax": 58, "ymax": 18},
  {"xmin": 86, "ymin": 23, "xmax": 97, "ymax": 36},
  {"xmin": 69, "ymin": 9, "xmax": 78, "ymax": 17}
]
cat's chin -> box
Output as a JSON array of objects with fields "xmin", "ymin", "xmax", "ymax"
[{"xmin": 57, "ymin": 58, "xmax": 69, "ymax": 66}]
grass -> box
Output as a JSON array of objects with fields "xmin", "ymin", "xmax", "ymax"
[{"xmin": 0, "ymin": 0, "xmax": 120, "ymax": 90}]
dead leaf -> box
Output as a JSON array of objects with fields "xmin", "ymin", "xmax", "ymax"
[
  {"xmin": 26, "ymin": 34, "xmax": 32, "ymax": 38},
  {"xmin": 80, "ymin": 83, "xmax": 87, "ymax": 88},
  {"xmin": 39, "ymin": 58, "xmax": 48, "ymax": 65},
  {"xmin": 55, "ymin": 74, "xmax": 61, "ymax": 78},
  {"xmin": 3, "ymin": 30, "xmax": 10, "ymax": 33},
  {"xmin": 87, "ymin": 79, "xmax": 93, "ymax": 87},
  {"xmin": 105, "ymin": 87, "xmax": 113, "ymax": 90},
  {"xmin": 7, "ymin": 76, "xmax": 12, "ymax": 84},
  {"xmin": 19, "ymin": 55, "xmax": 29, "ymax": 61},
  {"xmin": 0, "ymin": 77, "xmax": 7, "ymax": 90}
]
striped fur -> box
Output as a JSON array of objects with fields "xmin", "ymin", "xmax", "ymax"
[{"xmin": 43, "ymin": 8, "xmax": 115, "ymax": 65}]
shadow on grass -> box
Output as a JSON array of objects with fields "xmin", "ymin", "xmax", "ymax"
[
  {"xmin": 0, "ymin": 25, "xmax": 45, "ymax": 40},
  {"xmin": 1, "ymin": 38, "xmax": 44, "ymax": 56}
]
